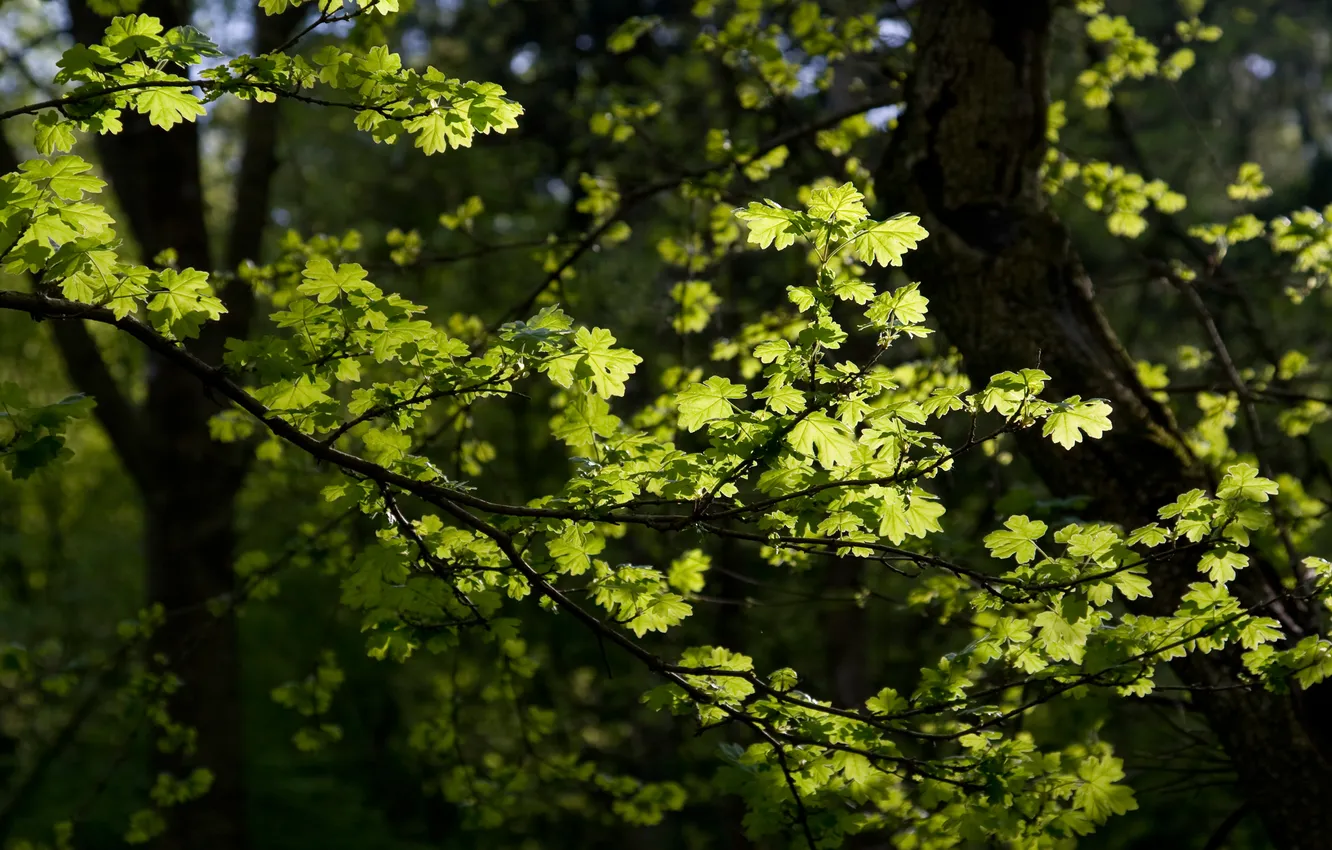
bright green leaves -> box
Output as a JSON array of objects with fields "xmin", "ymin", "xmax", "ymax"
[
  {"xmin": 735, "ymin": 183, "xmax": 929, "ymax": 268},
  {"xmin": 33, "ymin": 112, "xmax": 78, "ymax": 155},
  {"xmin": 805, "ymin": 182, "xmax": 868, "ymax": 222},
  {"xmin": 2, "ymin": 158, "xmax": 111, "ymax": 276},
  {"xmin": 978, "ymin": 369, "xmax": 1049, "ymax": 417},
  {"xmin": 985, "ymin": 516, "xmax": 1048, "ymax": 564},
  {"xmin": 675, "ymin": 377, "xmax": 746, "ymax": 432},
  {"xmin": 1033, "ymin": 606, "xmax": 1094, "ymax": 664},
  {"xmin": 1217, "ymin": 462, "xmax": 1278, "ymax": 502},
  {"xmin": 543, "ymin": 327, "xmax": 642, "ymax": 399},
  {"xmin": 298, "ymin": 258, "xmax": 375, "ymax": 303},
  {"xmin": 591, "ymin": 565, "xmax": 693, "ymax": 638},
  {"xmin": 20, "ymin": 156, "xmax": 105, "ymax": 201},
  {"xmin": 970, "ymin": 369, "xmax": 1116, "ymax": 452},
  {"xmin": 675, "ymin": 646, "xmax": 754, "ymax": 707},
  {"xmin": 1077, "ymin": 9, "xmax": 1173, "ymax": 106},
  {"xmin": 147, "ymin": 268, "xmax": 227, "ymax": 337},
  {"xmin": 788, "ymin": 411, "xmax": 856, "ymax": 468},
  {"xmin": 1199, "ymin": 548, "xmax": 1248, "ymax": 583},
  {"xmin": 155, "ymin": 24, "xmax": 223, "ymax": 66},
  {"xmin": 1073, "ymin": 755, "xmax": 1138, "ymax": 823},
  {"xmin": 348, "ymin": 69, "xmax": 523, "ymax": 154},
  {"xmin": 39, "ymin": 12, "xmax": 521, "ymax": 161},
  {"xmin": 135, "ymin": 85, "xmax": 207, "ymax": 129},
  {"xmin": 254, "ymin": 376, "xmax": 333, "ymax": 417},
  {"xmin": 1043, "ymin": 396, "xmax": 1113, "ymax": 449},
  {"xmin": 667, "ymin": 549, "xmax": 710, "ymax": 594},
  {"xmin": 865, "ymin": 687, "xmax": 906, "ymax": 715},
  {"xmin": 361, "ymin": 428, "xmax": 413, "ymax": 465},
  {"xmin": 735, "ymin": 200, "xmax": 812, "ymax": 250},
  {"xmin": 847, "ymin": 215, "xmax": 929, "ymax": 267},
  {"xmin": 551, "ymin": 391, "xmax": 620, "ymax": 455},
  {"xmin": 406, "ymin": 111, "xmax": 471, "ymax": 155},
  {"xmin": 546, "ymin": 524, "xmax": 605, "ymax": 577},
  {"xmin": 0, "ymin": 156, "xmax": 226, "ymax": 339},
  {"xmin": 45, "ymin": 16, "xmax": 214, "ymax": 134},
  {"xmin": 104, "ymin": 13, "xmax": 165, "ymax": 57},
  {"xmin": 1055, "ymin": 158, "xmax": 1187, "ymax": 239},
  {"xmin": 878, "ymin": 485, "xmax": 945, "ymax": 545},
  {"xmin": 865, "ymin": 282, "xmax": 930, "ymax": 332}
]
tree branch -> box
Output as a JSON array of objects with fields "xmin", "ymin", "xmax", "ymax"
[{"xmin": 1200, "ymin": 803, "xmax": 1251, "ymax": 850}]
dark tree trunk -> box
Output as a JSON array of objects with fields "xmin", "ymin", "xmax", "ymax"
[
  {"xmin": 16, "ymin": 2, "xmax": 304, "ymax": 847},
  {"xmin": 882, "ymin": 2, "xmax": 1332, "ymax": 847},
  {"xmin": 143, "ymin": 472, "xmax": 246, "ymax": 850}
]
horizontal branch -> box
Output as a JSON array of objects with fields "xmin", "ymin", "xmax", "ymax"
[{"xmin": 0, "ymin": 78, "xmax": 430, "ymax": 125}]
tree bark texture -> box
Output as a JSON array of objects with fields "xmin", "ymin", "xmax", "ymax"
[{"xmin": 882, "ymin": 2, "xmax": 1332, "ymax": 847}]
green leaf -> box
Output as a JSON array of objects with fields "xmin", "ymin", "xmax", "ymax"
[
  {"xmin": 625, "ymin": 593, "xmax": 692, "ymax": 638},
  {"xmin": 1199, "ymin": 549, "xmax": 1248, "ymax": 583},
  {"xmin": 806, "ymin": 182, "xmax": 868, "ymax": 223},
  {"xmin": 1044, "ymin": 396, "xmax": 1113, "ymax": 449},
  {"xmin": 1074, "ymin": 756, "xmax": 1137, "ymax": 822},
  {"xmin": 256, "ymin": 376, "xmax": 331, "ymax": 413},
  {"xmin": 1110, "ymin": 569, "xmax": 1152, "ymax": 600},
  {"xmin": 754, "ymin": 382, "xmax": 805, "ymax": 415},
  {"xmin": 406, "ymin": 111, "xmax": 473, "ymax": 154},
  {"xmin": 1238, "ymin": 616, "xmax": 1282, "ymax": 649},
  {"xmin": 22, "ymin": 156, "xmax": 105, "ymax": 200},
  {"xmin": 547, "ymin": 525, "xmax": 603, "ymax": 577},
  {"xmin": 150, "ymin": 25, "xmax": 222, "ymax": 65},
  {"xmin": 1033, "ymin": 609, "xmax": 1089, "ymax": 663},
  {"xmin": 667, "ymin": 549, "xmax": 710, "ymax": 593},
  {"xmin": 835, "ymin": 751, "xmax": 873, "ymax": 785},
  {"xmin": 984, "ymin": 516, "xmax": 1047, "ymax": 564},
  {"xmin": 978, "ymin": 369, "xmax": 1049, "ymax": 416},
  {"xmin": 675, "ymin": 376, "xmax": 746, "ymax": 432},
  {"xmin": 366, "ymin": 320, "xmax": 434, "ymax": 362},
  {"xmin": 34, "ymin": 112, "xmax": 77, "ymax": 155},
  {"xmin": 735, "ymin": 201, "xmax": 811, "ymax": 250},
  {"xmin": 104, "ymin": 14, "xmax": 165, "ymax": 58},
  {"xmin": 362, "ymin": 428, "xmax": 412, "ymax": 465},
  {"xmin": 848, "ymin": 214, "xmax": 928, "ymax": 267},
  {"xmin": 1126, "ymin": 523, "xmax": 1167, "ymax": 547},
  {"xmin": 768, "ymin": 667, "xmax": 798, "ymax": 692},
  {"xmin": 552, "ymin": 391, "xmax": 620, "ymax": 452},
  {"xmin": 788, "ymin": 411, "xmax": 856, "ymax": 468},
  {"xmin": 135, "ymin": 85, "xmax": 206, "ymax": 129},
  {"xmin": 879, "ymin": 486, "xmax": 945, "ymax": 545},
  {"xmin": 547, "ymin": 327, "xmax": 642, "ymax": 399},
  {"xmin": 865, "ymin": 687, "xmax": 905, "ymax": 715},
  {"xmin": 1217, "ymin": 462, "xmax": 1278, "ymax": 502},
  {"xmin": 829, "ymin": 275, "xmax": 875, "ymax": 303},
  {"xmin": 299, "ymin": 258, "xmax": 373, "ymax": 303},
  {"xmin": 146, "ymin": 267, "xmax": 226, "ymax": 337}
]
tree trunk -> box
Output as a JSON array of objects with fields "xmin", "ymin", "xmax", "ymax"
[
  {"xmin": 882, "ymin": 2, "xmax": 1332, "ymax": 847},
  {"xmin": 143, "ymin": 469, "xmax": 247, "ymax": 850},
  {"xmin": 30, "ymin": 2, "xmax": 300, "ymax": 846}
]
